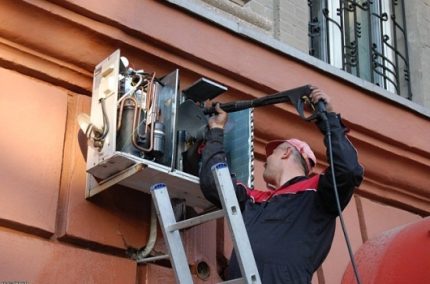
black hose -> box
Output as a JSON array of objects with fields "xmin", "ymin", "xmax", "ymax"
[{"xmin": 320, "ymin": 112, "xmax": 362, "ymax": 284}]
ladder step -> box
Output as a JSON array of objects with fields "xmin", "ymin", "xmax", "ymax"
[{"xmin": 167, "ymin": 209, "xmax": 224, "ymax": 231}]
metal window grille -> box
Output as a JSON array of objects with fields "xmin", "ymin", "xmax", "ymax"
[{"xmin": 308, "ymin": 0, "xmax": 412, "ymax": 99}]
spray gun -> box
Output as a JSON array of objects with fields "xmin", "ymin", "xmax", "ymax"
[
  {"xmin": 202, "ymin": 85, "xmax": 324, "ymax": 121},
  {"xmin": 177, "ymin": 84, "xmax": 325, "ymax": 141}
]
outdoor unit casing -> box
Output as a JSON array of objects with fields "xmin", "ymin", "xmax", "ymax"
[{"xmin": 82, "ymin": 50, "xmax": 253, "ymax": 210}]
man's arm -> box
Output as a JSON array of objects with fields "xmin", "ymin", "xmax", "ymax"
[
  {"xmin": 199, "ymin": 105, "xmax": 248, "ymax": 209},
  {"xmin": 199, "ymin": 127, "xmax": 227, "ymax": 208},
  {"xmin": 316, "ymin": 114, "xmax": 364, "ymax": 214},
  {"xmin": 310, "ymin": 88, "xmax": 364, "ymax": 214}
]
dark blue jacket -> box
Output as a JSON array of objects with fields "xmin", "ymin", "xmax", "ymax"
[{"xmin": 199, "ymin": 113, "xmax": 364, "ymax": 283}]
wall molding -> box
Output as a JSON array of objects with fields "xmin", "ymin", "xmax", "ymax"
[{"xmin": 0, "ymin": 37, "xmax": 92, "ymax": 95}]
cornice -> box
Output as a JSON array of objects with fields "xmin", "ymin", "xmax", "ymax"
[{"xmin": 0, "ymin": 37, "xmax": 92, "ymax": 95}]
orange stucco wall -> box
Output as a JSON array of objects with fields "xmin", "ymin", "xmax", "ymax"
[{"xmin": 0, "ymin": 1, "xmax": 428, "ymax": 283}]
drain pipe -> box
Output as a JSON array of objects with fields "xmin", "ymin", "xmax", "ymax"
[{"xmin": 136, "ymin": 201, "xmax": 158, "ymax": 261}]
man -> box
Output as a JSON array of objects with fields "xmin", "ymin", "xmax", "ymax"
[{"xmin": 199, "ymin": 87, "xmax": 364, "ymax": 283}]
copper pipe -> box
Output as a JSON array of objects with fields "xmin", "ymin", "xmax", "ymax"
[
  {"xmin": 116, "ymin": 72, "xmax": 158, "ymax": 153},
  {"xmin": 132, "ymin": 73, "xmax": 157, "ymax": 152},
  {"xmin": 116, "ymin": 95, "xmax": 128, "ymax": 131},
  {"xmin": 131, "ymin": 96, "xmax": 156, "ymax": 153},
  {"xmin": 116, "ymin": 96, "xmax": 150, "ymax": 153},
  {"xmin": 133, "ymin": 72, "xmax": 156, "ymax": 138},
  {"xmin": 144, "ymin": 73, "xmax": 156, "ymax": 134},
  {"xmin": 117, "ymin": 74, "xmax": 143, "ymax": 105},
  {"xmin": 117, "ymin": 74, "xmax": 145, "ymax": 131}
]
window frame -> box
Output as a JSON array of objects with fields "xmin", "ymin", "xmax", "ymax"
[{"xmin": 308, "ymin": 0, "xmax": 412, "ymax": 99}]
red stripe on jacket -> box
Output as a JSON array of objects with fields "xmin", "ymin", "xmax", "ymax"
[{"xmin": 246, "ymin": 175, "xmax": 320, "ymax": 203}]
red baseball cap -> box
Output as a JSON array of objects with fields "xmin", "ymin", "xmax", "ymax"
[{"xmin": 265, "ymin": 139, "xmax": 317, "ymax": 173}]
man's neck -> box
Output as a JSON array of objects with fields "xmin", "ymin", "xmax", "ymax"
[{"xmin": 276, "ymin": 169, "xmax": 306, "ymax": 189}]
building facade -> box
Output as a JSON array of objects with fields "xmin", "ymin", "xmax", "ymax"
[
  {"xmin": 188, "ymin": 0, "xmax": 430, "ymax": 108},
  {"xmin": 0, "ymin": 0, "xmax": 429, "ymax": 283}
]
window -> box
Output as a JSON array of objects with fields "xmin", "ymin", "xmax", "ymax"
[{"xmin": 308, "ymin": 0, "xmax": 412, "ymax": 99}]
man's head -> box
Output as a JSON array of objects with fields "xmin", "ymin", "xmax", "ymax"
[{"xmin": 263, "ymin": 139, "xmax": 316, "ymax": 188}]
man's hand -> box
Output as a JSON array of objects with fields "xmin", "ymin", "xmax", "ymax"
[
  {"xmin": 309, "ymin": 86, "xmax": 334, "ymax": 113},
  {"xmin": 208, "ymin": 103, "xmax": 228, "ymax": 129}
]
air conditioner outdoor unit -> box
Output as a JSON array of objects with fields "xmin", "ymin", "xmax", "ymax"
[{"xmin": 79, "ymin": 49, "xmax": 254, "ymax": 210}]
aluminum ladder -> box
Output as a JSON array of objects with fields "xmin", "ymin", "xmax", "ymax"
[{"xmin": 146, "ymin": 163, "xmax": 261, "ymax": 284}]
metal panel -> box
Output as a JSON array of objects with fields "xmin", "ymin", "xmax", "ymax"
[
  {"xmin": 87, "ymin": 152, "xmax": 212, "ymax": 209},
  {"xmin": 86, "ymin": 49, "xmax": 120, "ymax": 170},
  {"xmin": 224, "ymin": 108, "xmax": 254, "ymax": 188},
  {"xmin": 156, "ymin": 70, "xmax": 179, "ymax": 169}
]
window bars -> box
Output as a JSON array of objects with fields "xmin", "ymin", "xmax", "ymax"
[{"xmin": 308, "ymin": 0, "xmax": 412, "ymax": 99}]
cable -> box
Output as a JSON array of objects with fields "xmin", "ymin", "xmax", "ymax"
[{"xmin": 320, "ymin": 110, "xmax": 362, "ymax": 284}]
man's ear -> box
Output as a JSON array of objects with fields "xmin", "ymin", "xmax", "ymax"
[{"xmin": 281, "ymin": 147, "xmax": 293, "ymax": 159}]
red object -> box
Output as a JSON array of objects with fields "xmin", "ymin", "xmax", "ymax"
[
  {"xmin": 342, "ymin": 217, "xmax": 430, "ymax": 284},
  {"xmin": 247, "ymin": 175, "xmax": 320, "ymax": 203}
]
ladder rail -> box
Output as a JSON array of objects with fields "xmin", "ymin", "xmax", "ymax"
[
  {"xmin": 150, "ymin": 183, "xmax": 194, "ymax": 284},
  {"xmin": 211, "ymin": 163, "xmax": 262, "ymax": 284}
]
